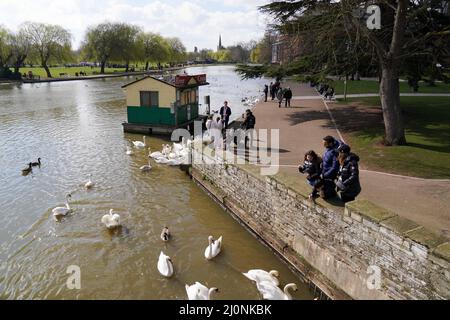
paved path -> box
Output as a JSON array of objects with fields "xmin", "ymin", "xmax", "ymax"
[{"xmin": 252, "ymin": 83, "xmax": 450, "ymax": 237}]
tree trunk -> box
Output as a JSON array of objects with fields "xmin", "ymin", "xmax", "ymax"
[
  {"xmin": 43, "ymin": 63, "xmax": 52, "ymax": 78},
  {"xmin": 145, "ymin": 61, "xmax": 149, "ymax": 70},
  {"xmin": 101, "ymin": 61, "xmax": 106, "ymax": 74},
  {"xmin": 379, "ymin": 64, "xmax": 406, "ymax": 146},
  {"xmin": 125, "ymin": 61, "xmax": 129, "ymax": 73}
]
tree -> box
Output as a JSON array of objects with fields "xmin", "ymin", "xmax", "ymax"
[
  {"xmin": 240, "ymin": 1, "xmax": 450, "ymax": 146},
  {"xmin": 22, "ymin": 22, "xmax": 72, "ymax": 78},
  {"xmin": 112, "ymin": 23, "xmax": 141, "ymax": 72},
  {"xmin": 0, "ymin": 26, "xmax": 13, "ymax": 76},
  {"xmin": 137, "ymin": 32, "xmax": 170, "ymax": 70},
  {"xmin": 10, "ymin": 26, "xmax": 33, "ymax": 74},
  {"xmin": 166, "ymin": 37, "xmax": 186, "ymax": 64},
  {"xmin": 82, "ymin": 22, "xmax": 120, "ymax": 74}
]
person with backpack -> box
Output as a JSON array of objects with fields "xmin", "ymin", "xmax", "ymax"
[
  {"xmin": 336, "ymin": 144, "xmax": 362, "ymax": 202},
  {"xmin": 277, "ymin": 87, "xmax": 284, "ymax": 108},
  {"xmin": 320, "ymin": 136, "xmax": 340, "ymax": 199}
]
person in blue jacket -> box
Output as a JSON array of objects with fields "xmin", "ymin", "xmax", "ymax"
[{"xmin": 320, "ymin": 136, "xmax": 340, "ymax": 199}]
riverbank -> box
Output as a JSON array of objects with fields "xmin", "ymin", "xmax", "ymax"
[{"xmin": 190, "ymin": 147, "xmax": 450, "ymax": 300}]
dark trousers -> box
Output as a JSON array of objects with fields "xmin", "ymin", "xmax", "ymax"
[
  {"xmin": 316, "ymin": 179, "xmax": 337, "ymax": 199},
  {"xmin": 285, "ymin": 98, "xmax": 291, "ymax": 107},
  {"xmin": 264, "ymin": 92, "xmax": 268, "ymax": 102}
]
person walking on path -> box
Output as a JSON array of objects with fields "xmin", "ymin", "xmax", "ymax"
[
  {"xmin": 270, "ymin": 82, "xmax": 275, "ymax": 100},
  {"xmin": 336, "ymin": 144, "xmax": 362, "ymax": 203},
  {"xmin": 211, "ymin": 116, "xmax": 224, "ymax": 151},
  {"xmin": 320, "ymin": 136, "xmax": 340, "ymax": 199},
  {"xmin": 284, "ymin": 87, "xmax": 293, "ymax": 107},
  {"xmin": 263, "ymin": 84, "xmax": 269, "ymax": 102},
  {"xmin": 277, "ymin": 87, "xmax": 284, "ymax": 108},
  {"xmin": 220, "ymin": 101, "xmax": 232, "ymax": 129}
]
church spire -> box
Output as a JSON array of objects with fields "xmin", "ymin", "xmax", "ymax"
[{"xmin": 218, "ymin": 34, "xmax": 223, "ymax": 51}]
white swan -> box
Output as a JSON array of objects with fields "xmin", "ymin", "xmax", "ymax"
[
  {"xmin": 85, "ymin": 174, "xmax": 94, "ymax": 189},
  {"xmin": 150, "ymin": 151, "xmax": 164, "ymax": 159},
  {"xmin": 161, "ymin": 226, "xmax": 170, "ymax": 242},
  {"xmin": 101, "ymin": 209, "xmax": 121, "ymax": 229},
  {"xmin": 243, "ymin": 269, "xmax": 280, "ymax": 286},
  {"xmin": 166, "ymin": 159, "xmax": 182, "ymax": 166},
  {"xmin": 157, "ymin": 251, "xmax": 174, "ymax": 278},
  {"xmin": 52, "ymin": 194, "xmax": 72, "ymax": 217},
  {"xmin": 185, "ymin": 282, "xmax": 219, "ymax": 300},
  {"xmin": 155, "ymin": 157, "xmax": 169, "ymax": 164},
  {"xmin": 126, "ymin": 146, "xmax": 134, "ymax": 155},
  {"xmin": 257, "ymin": 282, "xmax": 297, "ymax": 300},
  {"xmin": 140, "ymin": 160, "xmax": 152, "ymax": 172},
  {"xmin": 204, "ymin": 235, "xmax": 222, "ymax": 260},
  {"xmin": 132, "ymin": 136, "xmax": 146, "ymax": 149}
]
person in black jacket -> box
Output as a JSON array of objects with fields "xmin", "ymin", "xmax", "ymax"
[
  {"xmin": 284, "ymin": 87, "xmax": 293, "ymax": 107},
  {"xmin": 336, "ymin": 144, "xmax": 362, "ymax": 202},
  {"xmin": 242, "ymin": 109, "xmax": 256, "ymax": 148},
  {"xmin": 219, "ymin": 101, "xmax": 232, "ymax": 129},
  {"xmin": 298, "ymin": 150, "xmax": 323, "ymax": 199}
]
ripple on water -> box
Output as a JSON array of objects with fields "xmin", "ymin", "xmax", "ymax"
[{"xmin": 0, "ymin": 68, "xmax": 313, "ymax": 300}]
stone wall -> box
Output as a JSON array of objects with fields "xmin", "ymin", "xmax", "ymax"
[{"xmin": 191, "ymin": 152, "xmax": 450, "ymax": 300}]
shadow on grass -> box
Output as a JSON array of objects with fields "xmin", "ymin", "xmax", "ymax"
[{"xmin": 287, "ymin": 98, "xmax": 450, "ymax": 155}]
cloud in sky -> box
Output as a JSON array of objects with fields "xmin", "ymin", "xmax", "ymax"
[{"xmin": 0, "ymin": 0, "xmax": 270, "ymax": 51}]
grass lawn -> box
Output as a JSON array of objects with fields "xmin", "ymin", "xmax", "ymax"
[
  {"xmin": 12, "ymin": 66, "xmax": 128, "ymax": 78},
  {"xmin": 333, "ymin": 80, "xmax": 450, "ymax": 95},
  {"xmin": 336, "ymin": 96, "xmax": 450, "ymax": 179}
]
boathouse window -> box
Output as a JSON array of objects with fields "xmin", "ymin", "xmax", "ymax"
[{"xmin": 140, "ymin": 91, "xmax": 159, "ymax": 107}]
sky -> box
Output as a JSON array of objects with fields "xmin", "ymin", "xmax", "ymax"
[{"xmin": 0, "ymin": 0, "xmax": 270, "ymax": 51}]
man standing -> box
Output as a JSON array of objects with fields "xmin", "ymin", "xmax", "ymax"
[
  {"xmin": 269, "ymin": 82, "xmax": 274, "ymax": 100},
  {"xmin": 220, "ymin": 101, "xmax": 232, "ymax": 129},
  {"xmin": 263, "ymin": 84, "xmax": 269, "ymax": 102},
  {"xmin": 284, "ymin": 87, "xmax": 293, "ymax": 107}
]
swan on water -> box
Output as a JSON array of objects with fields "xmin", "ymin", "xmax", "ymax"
[
  {"xmin": 101, "ymin": 209, "xmax": 121, "ymax": 229},
  {"xmin": 52, "ymin": 194, "xmax": 72, "ymax": 217},
  {"xmin": 161, "ymin": 226, "xmax": 170, "ymax": 242},
  {"xmin": 157, "ymin": 251, "xmax": 174, "ymax": 278},
  {"xmin": 133, "ymin": 136, "xmax": 146, "ymax": 149},
  {"xmin": 243, "ymin": 269, "xmax": 280, "ymax": 286},
  {"xmin": 185, "ymin": 282, "xmax": 219, "ymax": 300},
  {"xmin": 257, "ymin": 282, "xmax": 297, "ymax": 300},
  {"xmin": 126, "ymin": 146, "xmax": 134, "ymax": 155},
  {"xmin": 140, "ymin": 160, "xmax": 152, "ymax": 172},
  {"xmin": 85, "ymin": 174, "xmax": 94, "ymax": 189},
  {"xmin": 31, "ymin": 158, "xmax": 41, "ymax": 167},
  {"xmin": 204, "ymin": 235, "xmax": 222, "ymax": 260}
]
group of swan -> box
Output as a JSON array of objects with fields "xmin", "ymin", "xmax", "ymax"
[
  {"xmin": 127, "ymin": 136, "xmax": 193, "ymax": 169},
  {"xmin": 242, "ymin": 96, "xmax": 260, "ymax": 107},
  {"xmin": 149, "ymin": 141, "xmax": 190, "ymax": 166},
  {"xmin": 243, "ymin": 269, "xmax": 297, "ymax": 300},
  {"xmin": 156, "ymin": 233, "xmax": 223, "ymax": 300},
  {"xmin": 52, "ymin": 175, "xmax": 121, "ymax": 230}
]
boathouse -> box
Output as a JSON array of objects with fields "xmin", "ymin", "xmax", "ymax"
[{"xmin": 121, "ymin": 74, "xmax": 209, "ymax": 135}]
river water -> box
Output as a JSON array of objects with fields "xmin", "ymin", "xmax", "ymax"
[{"xmin": 0, "ymin": 65, "xmax": 313, "ymax": 300}]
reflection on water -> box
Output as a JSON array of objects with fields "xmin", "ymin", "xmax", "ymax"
[{"xmin": 0, "ymin": 66, "xmax": 313, "ymax": 300}]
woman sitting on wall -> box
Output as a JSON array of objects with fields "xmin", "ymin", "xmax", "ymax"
[{"xmin": 336, "ymin": 145, "xmax": 362, "ymax": 203}]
